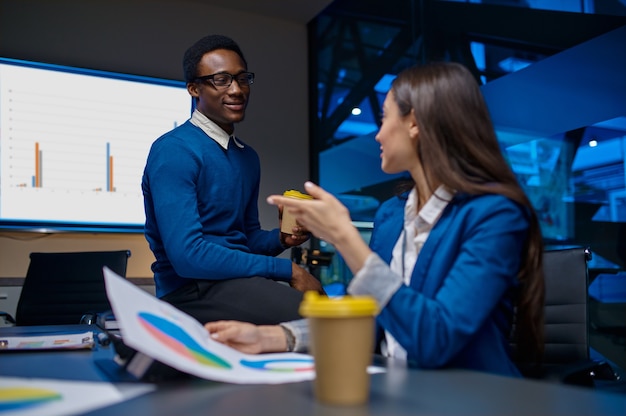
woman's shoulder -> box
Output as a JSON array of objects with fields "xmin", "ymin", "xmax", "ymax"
[
  {"xmin": 453, "ymin": 192, "xmax": 521, "ymax": 209},
  {"xmin": 380, "ymin": 191, "xmax": 410, "ymax": 208},
  {"xmin": 375, "ymin": 192, "xmax": 409, "ymax": 218},
  {"xmin": 450, "ymin": 192, "xmax": 529, "ymax": 225}
]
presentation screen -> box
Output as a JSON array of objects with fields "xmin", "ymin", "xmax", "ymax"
[{"xmin": 0, "ymin": 57, "xmax": 192, "ymax": 233}]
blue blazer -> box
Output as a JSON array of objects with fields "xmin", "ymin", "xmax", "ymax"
[{"xmin": 369, "ymin": 192, "xmax": 529, "ymax": 376}]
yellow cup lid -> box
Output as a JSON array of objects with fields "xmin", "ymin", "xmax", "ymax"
[
  {"xmin": 283, "ymin": 189, "xmax": 313, "ymax": 199},
  {"xmin": 299, "ymin": 291, "xmax": 378, "ymax": 318}
]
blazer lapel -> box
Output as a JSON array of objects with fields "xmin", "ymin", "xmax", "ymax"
[{"xmin": 410, "ymin": 201, "xmax": 458, "ymax": 292}]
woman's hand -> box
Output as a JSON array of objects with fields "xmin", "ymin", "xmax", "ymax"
[
  {"xmin": 205, "ymin": 321, "xmax": 287, "ymax": 354},
  {"xmin": 268, "ymin": 182, "xmax": 372, "ymax": 274},
  {"xmin": 268, "ymin": 182, "xmax": 352, "ymax": 247}
]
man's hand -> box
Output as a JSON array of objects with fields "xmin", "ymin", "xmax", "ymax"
[
  {"xmin": 290, "ymin": 263, "xmax": 325, "ymax": 294},
  {"xmin": 280, "ymin": 228, "xmax": 311, "ymax": 247},
  {"xmin": 279, "ymin": 204, "xmax": 311, "ymax": 247}
]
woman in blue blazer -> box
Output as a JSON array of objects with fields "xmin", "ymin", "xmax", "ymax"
[{"xmin": 206, "ymin": 62, "xmax": 545, "ymax": 377}]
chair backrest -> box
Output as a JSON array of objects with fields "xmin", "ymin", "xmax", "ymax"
[
  {"xmin": 15, "ymin": 250, "xmax": 131, "ymax": 326},
  {"xmin": 542, "ymin": 247, "xmax": 591, "ymax": 365}
]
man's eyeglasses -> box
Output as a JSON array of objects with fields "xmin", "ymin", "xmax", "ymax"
[{"xmin": 194, "ymin": 72, "xmax": 255, "ymax": 88}]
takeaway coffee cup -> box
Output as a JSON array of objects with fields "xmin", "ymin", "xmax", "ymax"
[
  {"xmin": 280, "ymin": 190, "xmax": 313, "ymax": 234},
  {"xmin": 299, "ymin": 291, "xmax": 378, "ymax": 406}
]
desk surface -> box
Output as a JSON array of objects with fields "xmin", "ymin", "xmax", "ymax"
[{"xmin": 1, "ymin": 325, "xmax": 625, "ymax": 416}]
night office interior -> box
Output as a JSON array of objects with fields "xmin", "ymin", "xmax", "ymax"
[{"xmin": 0, "ymin": 0, "xmax": 625, "ymax": 379}]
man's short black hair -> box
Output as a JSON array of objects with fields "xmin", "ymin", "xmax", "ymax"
[{"xmin": 183, "ymin": 34, "xmax": 247, "ymax": 83}]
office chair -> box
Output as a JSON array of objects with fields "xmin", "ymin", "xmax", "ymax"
[
  {"xmin": 515, "ymin": 247, "xmax": 620, "ymax": 387},
  {"xmin": 1, "ymin": 250, "xmax": 131, "ymax": 326}
]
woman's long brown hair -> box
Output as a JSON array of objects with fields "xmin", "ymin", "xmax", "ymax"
[{"xmin": 391, "ymin": 62, "xmax": 545, "ymax": 364}]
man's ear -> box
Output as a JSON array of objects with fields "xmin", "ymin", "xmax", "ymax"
[{"xmin": 187, "ymin": 82, "xmax": 199, "ymax": 98}]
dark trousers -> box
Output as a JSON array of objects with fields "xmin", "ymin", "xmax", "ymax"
[{"xmin": 161, "ymin": 277, "xmax": 304, "ymax": 325}]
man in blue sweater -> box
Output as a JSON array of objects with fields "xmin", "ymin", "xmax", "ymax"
[{"xmin": 142, "ymin": 34, "xmax": 322, "ymax": 325}]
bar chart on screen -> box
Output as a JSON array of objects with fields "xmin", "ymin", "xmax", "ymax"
[{"xmin": 0, "ymin": 57, "xmax": 191, "ymax": 231}]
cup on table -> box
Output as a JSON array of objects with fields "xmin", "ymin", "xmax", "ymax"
[
  {"xmin": 280, "ymin": 189, "xmax": 313, "ymax": 234},
  {"xmin": 299, "ymin": 291, "xmax": 378, "ymax": 406}
]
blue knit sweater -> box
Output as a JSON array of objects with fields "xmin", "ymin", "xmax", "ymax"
[{"xmin": 142, "ymin": 121, "xmax": 292, "ymax": 297}]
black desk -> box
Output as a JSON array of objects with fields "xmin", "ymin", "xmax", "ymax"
[{"xmin": 1, "ymin": 325, "xmax": 625, "ymax": 416}]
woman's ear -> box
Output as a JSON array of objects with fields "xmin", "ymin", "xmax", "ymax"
[{"xmin": 408, "ymin": 109, "xmax": 419, "ymax": 140}]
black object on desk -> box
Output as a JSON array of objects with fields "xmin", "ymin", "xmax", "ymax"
[{"xmin": 95, "ymin": 331, "xmax": 192, "ymax": 383}]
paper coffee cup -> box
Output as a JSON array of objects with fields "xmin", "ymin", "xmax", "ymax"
[
  {"xmin": 299, "ymin": 291, "xmax": 378, "ymax": 406},
  {"xmin": 280, "ymin": 190, "xmax": 313, "ymax": 234}
]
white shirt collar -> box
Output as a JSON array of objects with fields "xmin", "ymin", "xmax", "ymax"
[
  {"xmin": 418, "ymin": 185, "xmax": 455, "ymax": 225},
  {"xmin": 404, "ymin": 185, "xmax": 454, "ymax": 227},
  {"xmin": 189, "ymin": 109, "xmax": 244, "ymax": 150}
]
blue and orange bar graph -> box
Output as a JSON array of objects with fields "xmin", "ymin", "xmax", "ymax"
[
  {"xmin": 30, "ymin": 142, "xmax": 117, "ymax": 191},
  {"xmin": 106, "ymin": 142, "xmax": 115, "ymax": 192},
  {"xmin": 32, "ymin": 142, "xmax": 42, "ymax": 187}
]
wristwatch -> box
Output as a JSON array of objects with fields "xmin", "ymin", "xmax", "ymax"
[{"xmin": 280, "ymin": 325, "xmax": 296, "ymax": 352}]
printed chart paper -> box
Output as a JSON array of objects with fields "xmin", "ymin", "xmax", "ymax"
[
  {"xmin": 0, "ymin": 377, "xmax": 154, "ymax": 416},
  {"xmin": 103, "ymin": 267, "xmax": 317, "ymax": 384}
]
